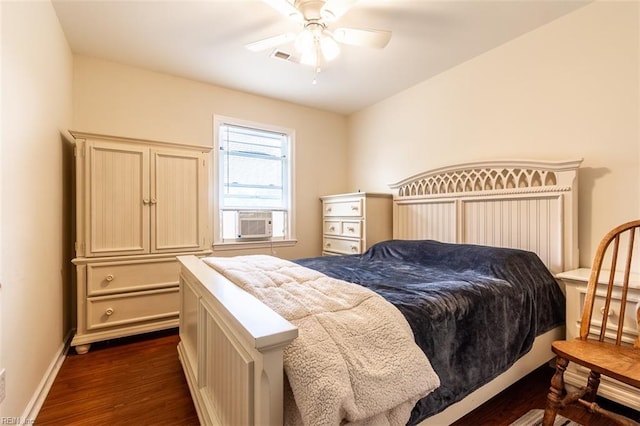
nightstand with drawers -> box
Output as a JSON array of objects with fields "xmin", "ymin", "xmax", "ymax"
[
  {"xmin": 320, "ymin": 192, "xmax": 392, "ymax": 255},
  {"xmin": 556, "ymin": 268, "xmax": 640, "ymax": 411}
]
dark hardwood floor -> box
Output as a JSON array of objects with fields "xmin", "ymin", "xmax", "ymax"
[
  {"xmin": 452, "ymin": 364, "xmax": 640, "ymax": 426},
  {"xmin": 36, "ymin": 329, "xmax": 199, "ymax": 426},
  {"xmin": 36, "ymin": 330, "xmax": 639, "ymax": 425}
]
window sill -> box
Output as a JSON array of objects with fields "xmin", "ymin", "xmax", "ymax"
[{"xmin": 212, "ymin": 239, "xmax": 298, "ymax": 252}]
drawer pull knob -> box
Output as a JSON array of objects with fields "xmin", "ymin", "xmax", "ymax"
[
  {"xmin": 325, "ymin": 243, "xmax": 331, "ymax": 247},
  {"xmin": 105, "ymin": 274, "xmax": 114, "ymax": 282},
  {"xmin": 326, "ymin": 207, "xmax": 332, "ymax": 213},
  {"xmin": 347, "ymin": 227, "xmax": 355, "ymax": 232},
  {"xmin": 351, "ymin": 246, "xmax": 358, "ymax": 252},
  {"xmin": 105, "ymin": 308, "xmax": 114, "ymax": 316},
  {"xmin": 329, "ymin": 227, "xmax": 335, "ymax": 231},
  {"xmin": 351, "ymin": 206, "xmax": 359, "ymax": 211},
  {"xmin": 143, "ymin": 198, "xmax": 150, "ymax": 205},
  {"xmin": 600, "ymin": 306, "xmax": 615, "ymax": 317}
]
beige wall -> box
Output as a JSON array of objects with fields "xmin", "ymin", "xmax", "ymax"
[
  {"xmin": 73, "ymin": 56, "xmax": 349, "ymax": 260},
  {"xmin": 1, "ymin": 0, "xmax": 73, "ymax": 418},
  {"xmin": 348, "ymin": 1, "xmax": 640, "ymax": 267},
  {"xmin": 0, "ymin": 3, "xmax": 4, "ymax": 415}
]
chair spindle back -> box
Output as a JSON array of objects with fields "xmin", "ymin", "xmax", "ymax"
[{"xmin": 580, "ymin": 220, "xmax": 640, "ymax": 345}]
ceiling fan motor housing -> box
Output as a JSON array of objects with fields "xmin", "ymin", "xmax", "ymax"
[{"xmin": 295, "ymin": 0, "xmax": 330, "ymax": 21}]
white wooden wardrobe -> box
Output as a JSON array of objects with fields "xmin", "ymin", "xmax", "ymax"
[{"xmin": 70, "ymin": 131, "xmax": 212, "ymax": 354}]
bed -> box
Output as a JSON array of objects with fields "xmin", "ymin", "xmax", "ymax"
[{"xmin": 177, "ymin": 158, "xmax": 583, "ymax": 425}]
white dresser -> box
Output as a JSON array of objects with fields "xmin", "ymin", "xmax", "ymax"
[
  {"xmin": 320, "ymin": 192, "xmax": 392, "ymax": 255},
  {"xmin": 71, "ymin": 131, "xmax": 212, "ymax": 354},
  {"xmin": 556, "ymin": 268, "xmax": 640, "ymax": 410}
]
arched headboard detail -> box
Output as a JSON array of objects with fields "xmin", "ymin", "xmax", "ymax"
[{"xmin": 389, "ymin": 159, "xmax": 583, "ymax": 274}]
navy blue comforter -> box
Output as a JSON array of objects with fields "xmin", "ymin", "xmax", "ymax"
[{"xmin": 294, "ymin": 240, "xmax": 565, "ymax": 424}]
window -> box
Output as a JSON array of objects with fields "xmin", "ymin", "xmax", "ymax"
[{"xmin": 213, "ymin": 116, "xmax": 295, "ymax": 247}]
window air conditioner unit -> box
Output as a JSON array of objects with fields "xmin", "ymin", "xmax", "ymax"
[{"xmin": 237, "ymin": 211, "xmax": 273, "ymax": 239}]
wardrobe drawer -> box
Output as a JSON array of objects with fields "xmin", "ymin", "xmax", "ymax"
[
  {"xmin": 86, "ymin": 287, "xmax": 179, "ymax": 330},
  {"xmin": 87, "ymin": 259, "xmax": 180, "ymax": 296},
  {"xmin": 323, "ymin": 199, "xmax": 363, "ymax": 217},
  {"xmin": 323, "ymin": 237, "xmax": 361, "ymax": 255}
]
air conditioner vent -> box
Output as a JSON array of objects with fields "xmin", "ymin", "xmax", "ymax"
[{"xmin": 237, "ymin": 211, "xmax": 273, "ymax": 240}]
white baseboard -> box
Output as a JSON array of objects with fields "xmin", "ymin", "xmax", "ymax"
[{"xmin": 22, "ymin": 330, "xmax": 72, "ymax": 422}]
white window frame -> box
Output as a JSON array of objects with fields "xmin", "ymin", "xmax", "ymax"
[{"xmin": 212, "ymin": 115, "xmax": 297, "ymax": 250}]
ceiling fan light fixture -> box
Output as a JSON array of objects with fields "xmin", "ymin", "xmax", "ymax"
[
  {"xmin": 295, "ymin": 28, "xmax": 315, "ymax": 54},
  {"xmin": 295, "ymin": 25, "xmax": 340, "ymax": 66},
  {"xmin": 320, "ymin": 34, "xmax": 340, "ymax": 61}
]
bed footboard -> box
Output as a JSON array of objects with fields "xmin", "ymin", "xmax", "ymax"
[{"xmin": 177, "ymin": 255, "xmax": 298, "ymax": 425}]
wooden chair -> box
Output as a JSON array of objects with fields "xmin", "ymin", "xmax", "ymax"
[{"xmin": 543, "ymin": 220, "xmax": 640, "ymax": 426}]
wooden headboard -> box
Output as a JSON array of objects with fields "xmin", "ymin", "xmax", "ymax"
[{"xmin": 389, "ymin": 159, "xmax": 583, "ymax": 274}]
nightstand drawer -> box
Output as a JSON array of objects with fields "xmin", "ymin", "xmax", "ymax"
[
  {"xmin": 323, "ymin": 237, "xmax": 361, "ymax": 255},
  {"xmin": 87, "ymin": 259, "xmax": 180, "ymax": 296},
  {"xmin": 86, "ymin": 287, "xmax": 179, "ymax": 330},
  {"xmin": 323, "ymin": 200, "xmax": 362, "ymax": 217},
  {"xmin": 578, "ymin": 290, "xmax": 640, "ymax": 343}
]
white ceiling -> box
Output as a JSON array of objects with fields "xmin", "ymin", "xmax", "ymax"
[{"xmin": 52, "ymin": 0, "xmax": 589, "ymax": 115}]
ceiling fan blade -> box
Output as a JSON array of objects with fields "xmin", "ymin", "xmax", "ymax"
[
  {"xmin": 321, "ymin": 0, "xmax": 358, "ymax": 22},
  {"xmin": 262, "ymin": 0, "xmax": 303, "ymax": 20},
  {"xmin": 332, "ymin": 28, "xmax": 392, "ymax": 49},
  {"xmin": 245, "ymin": 32, "xmax": 297, "ymax": 52}
]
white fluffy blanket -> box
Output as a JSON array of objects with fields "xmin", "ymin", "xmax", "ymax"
[{"xmin": 204, "ymin": 255, "xmax": 440, "ymax": 426}]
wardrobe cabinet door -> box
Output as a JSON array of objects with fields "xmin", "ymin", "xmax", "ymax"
[
  {"xmin": 150, "ymin": 149, "xmax": 208, "ymax": 253},
  {"xmin": 86, "ymin": 141, "xmax": 150, "ymax": 256}
]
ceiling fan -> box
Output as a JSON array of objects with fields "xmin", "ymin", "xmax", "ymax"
[{"xmin": 246, "ymin": 0, "xmax": 392, "ymax": 71}]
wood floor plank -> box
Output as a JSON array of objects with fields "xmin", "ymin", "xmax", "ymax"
[{"xmin": 36, "ymin": 330, "xmax": 639, "ymax": 425}]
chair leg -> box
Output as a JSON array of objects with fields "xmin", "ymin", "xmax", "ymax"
[
  {"xmin": 584, "ymin": 370, "xmax": 601, "ymax": 402},
  {"xmin": 543, "ymin": 357, "xmax": 568, "ymax": 426}
]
